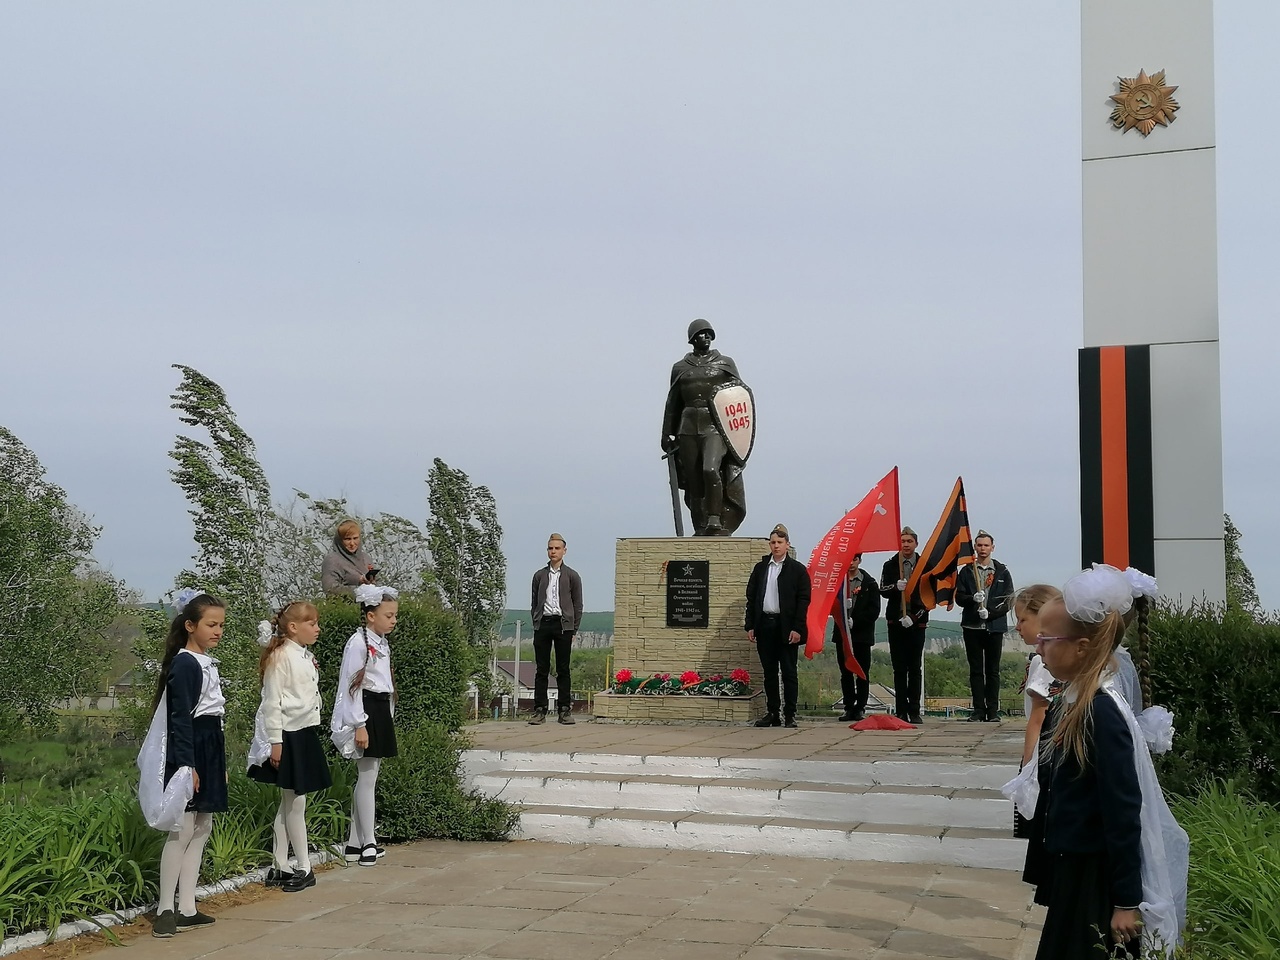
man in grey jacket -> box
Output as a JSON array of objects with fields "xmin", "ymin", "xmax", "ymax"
[{"xmin": 529, "ymin": 533, "xmax": 584, "ymax": 725}]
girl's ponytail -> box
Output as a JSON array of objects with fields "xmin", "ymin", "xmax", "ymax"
[{"xmin": 153, "ymin": 591, "xmax": 224, "ymax": 710}]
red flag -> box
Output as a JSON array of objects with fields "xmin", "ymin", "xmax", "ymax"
[
  {"xmin": 904, "ymin": 477, "xmax": 975, "ymax": 611},
  {"xmin": 861, "ymin": 466, "xmax": 901, "ymax": 553},
  {"xmin": 804, "ymin": 468, "xmax": 901, "ymax": 668}
]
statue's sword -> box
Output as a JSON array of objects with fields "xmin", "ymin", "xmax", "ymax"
[{"xmin": 661, "ymin": 448, "xmax": 686, "ymax": 538}]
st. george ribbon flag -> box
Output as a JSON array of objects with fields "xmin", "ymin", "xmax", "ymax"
[
  {"xmin": 904, "ymin": 477, "xmax": 975, "ymax": 611},
  {"xmin": 804, "ymin": 467, "xmax": 901, "ymax": 675}
]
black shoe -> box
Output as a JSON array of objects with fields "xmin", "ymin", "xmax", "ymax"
[
  {"xmin": 754, "ymin": 713, "xmax": 781, "ymax": 728},
  {"xmin": 152, "ymin": 911, "xmax": 177, "ymax": 939},
  {"xmin": 967, "ymin": 713, "xmax": 984, "ymax": 722},
  {"xmin": 850, "ymin": 711, "xmax": 865, "ymax": 722},
  {"xmin": 282, "ymin": 870, "xmax": 316, "ymax": 893},
  {"xmin": 557, "ymin": 710, "xmax": 576, "ymax": 725},
  {"xmin": 359, "ymin": 844, "xmax": 378, "ymax": 866},
  {"xmin": 986, "ymin": 712, "xmax": 1002, "ymax": 722},
  {"xmin": 527, "ymin": 707, "xmax": 547, "ymax": 725},
  {"xmin": 838, "ymin": 712, "xmax": 856, "ymax": 722},
  {"xmin": 908, "ymin": 714, "xmax": 924, "ymax": 724},
  {"xmin": 264, "ymin": 866, "xmax": 293, "ymax": 887},
  {"xmin": 783, "ymin": 716, "xmax": 798, "ymax": 728},
  {"xmin": 374, "ymin": 845, "xmax": 387, "ymax": 859},
  {"xmin": 176, "ymin": 910, "xmax": 216, "ymax": 931},
  {"xmin": 343, "ymin": 844, "xmax": 361, "ymax": 863}
]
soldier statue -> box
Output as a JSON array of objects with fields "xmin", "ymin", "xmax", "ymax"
[{"xmin": 661, "ymin": 319, "xmax": 752, "ymax": 536}]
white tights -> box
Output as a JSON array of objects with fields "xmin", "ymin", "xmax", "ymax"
[
  {"xmin": 346, "ymin": 757, "xmax": 380, "ymax": 849},
  {"xmin": 158, "ymin": 812, "xmax": 213, "ymax": 916},
  {"xmin": 272, "ymin": 789, "xmax": 310, "ymax": 873}
]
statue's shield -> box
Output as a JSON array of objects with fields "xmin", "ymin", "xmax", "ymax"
[{"xmin": 712, "ymin": 381, "xmax": 756, "ymax": 466}]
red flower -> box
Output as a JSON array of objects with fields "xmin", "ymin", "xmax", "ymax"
[
  {"xmin": 730, "ymin": 668, "xmax": 751, "ymax": 684},
  {"xmin": 615, "ymin": 669, "xmax": 633, "ymax": 684},
  {"xmin": 680, "ymin": 671, "xmax": 701, "ymax": 685},
  {"xmin": 709, "ymin": 674, "xmax": 723, "ymax": 682},
  {"xmin": 658, "ymin": 673, "xmax": 670, "ymax": 681}
]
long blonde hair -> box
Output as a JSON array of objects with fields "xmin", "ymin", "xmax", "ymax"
[
  {"xmin": 1012, "ymin": 583, "xmax": 1062, "ymax": 618},
  {"xmin": 1043, "ymin": 598, "xmax": 1126, "ymax": 770},
  {"xmin": 259, "ymin": 601, "xmax": 319, "ymax": 681}
]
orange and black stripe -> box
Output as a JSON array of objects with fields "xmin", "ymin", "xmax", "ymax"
[
  {"xmin": 1078, "ymin": 345, "xmax": 1154, "ymax": 572},
  {"xmin": 904, "ymin": 477, "xmax": 975, "ymax": 610}
]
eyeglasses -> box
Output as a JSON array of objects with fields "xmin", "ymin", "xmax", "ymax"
[{"xmin": 1035, "ymin": 634, "xmax": 1081, "ymax": 644}]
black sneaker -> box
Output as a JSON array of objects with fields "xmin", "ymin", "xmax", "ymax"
[
  {"xmin": 343, "ymin": 844, "xmax": 362, "ymax": 862},
  {"xmin": 282, "ymin": 870, "xmax": 316, "ymax": 893},
  {"xmin": 986, "ymin": 712, "xmax": 1002, "ymax": 722},
  {"xmin": 527, "ymin": 707, "xmax": 547, "ymax": 725},
  {"xmin": 753, "ymin": 713, "xmax": 781, "ymax": 728},
  {"xmin": 967, "ymin": 713, "xmax": 984, "ymax": 722},
  {"xmin": 359, "ymin": 844, "xmax": 377, "ymax": 866},
  {"xmin": 838, "ymin": 712, "xmax": 855, "ymax": 722},
  {"xmin": 152, "ymin": 911, "xmax": 177, "ymax": 939},
  {"xmin": 176, "ymin": 910, "xmax": 216, "ymax": 932},
  {"xmin": 264, "ymin": 866, "xmax": 293, "ymax": 887},
  {"xmin": 557, "ymin": 710, "xmax": 576, "ymax": 725},
  {"xmin": 908, "ymin": 714, "xmax": 924, "ymax": 725},
  {"xmin": 783, "ymin": 716, "xmax": 798, "ymax": 728}
]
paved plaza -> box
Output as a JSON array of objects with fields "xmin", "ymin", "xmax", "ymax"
[{"xmin": 74, "ymin": 718, "xmax": 1044, "ymax": 960}]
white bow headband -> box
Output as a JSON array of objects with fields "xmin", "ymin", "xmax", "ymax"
[{"xmin": 1063, "ymin": 563, "xmax": 1158, "ymax": 624}]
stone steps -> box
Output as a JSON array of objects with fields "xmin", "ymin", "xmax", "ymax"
[{"xmin": 462, "ymin": 749, "xmax": 1026, "ymax": 869}]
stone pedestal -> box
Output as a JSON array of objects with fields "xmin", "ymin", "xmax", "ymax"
[{"xmin": 594, "ymin": 537, "xmax": 768, "ymax": 723}]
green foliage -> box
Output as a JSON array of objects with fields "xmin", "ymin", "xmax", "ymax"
[
  {"xmin": 168, "ymin": 365, "xmax": 272, "ymax": 734},
  {"xmin": 1223, "ymin": 513, "xmax": 1263, "ymax": 621},
  {"xmin": 427, "ymin": 459, "xmax": 506, "ymax": 650},
  {"xmin": 1148, "ymin": 603, "xmax": 1280, "ymax": 804},
  {"xmin": 1174, "ymin": 783, "xmax": 1280, "ymax": 960},
  {"xmin": 0, "ymin": 426, "xmax": 123, "ymax": 734},
  {"xmin": 374, "ymin": 723, "xmax": 518, "ymax": 842},
  {"xmin": 0, "ymin": 720, "xmax": 137, "ymax": 802}
]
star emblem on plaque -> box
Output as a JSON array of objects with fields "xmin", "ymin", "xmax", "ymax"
[{"xmin": 1110, "ymin": 69, "xmax": 1180, "ymax": 136}]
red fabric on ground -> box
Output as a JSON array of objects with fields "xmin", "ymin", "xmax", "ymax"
[{"xmin": 850, "ymin": 714, "xmax": 916, "ymax": 731}]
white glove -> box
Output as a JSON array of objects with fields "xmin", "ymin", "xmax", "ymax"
[
  {"xmin": 896, "ymin": 579, "xmax": 907, "ymax": 591},
  {"xmin": 845, "ymin": 597, "xmax": 853, "ymax": 610},
  {"xmin": 899, "ymin": 615, "xmax": 913, "ymax": 628},
  {"xmin": 973, "ymin": 590, "xmax": 986, "ymax": 604},
  {"xmin": 978, "ymin": 608, "xmax": 989, "ymax": 620}
]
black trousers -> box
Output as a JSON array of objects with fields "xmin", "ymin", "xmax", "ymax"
[
  {"xmin": 533, "ymin": 617, "xmax": 574, "ymax": 711},
  {"xmin": 754, "ymin": 614, "xmax": 798, "ymax": 717},
  {"xmin": 963, "ymin": 627, "xmax": 1004, "ymax": 718},
  {"xmin": 886, "ymin": 622, "xmax": 926, "ymax": 717},
  {"xmin": 837, "ymin": 640, "xmax": 873, "ymax": 715}
]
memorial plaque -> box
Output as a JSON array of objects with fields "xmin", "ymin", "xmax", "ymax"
[{"xmin": 666, "ymin": 559, "xmax": 710, "ymax": 627}]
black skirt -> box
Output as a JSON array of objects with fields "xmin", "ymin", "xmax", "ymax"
[
  {"xmin": 165, "ymin": 715, "xmax": 228, "ymax": 814},
  {"xmin": 248, "ymin": 726, "xmax": 333, "ymax": 794},
  {"xmin": 1035, "ymin": 852, "xmax": 1139, "ymax": 960},
  {"xmin": 361, "ymin": 691, "xmax": 397, "ymax": 759},
  {"xmin": 1021, "ymin": 785, "xmax": 1052, "ymax": 905}
]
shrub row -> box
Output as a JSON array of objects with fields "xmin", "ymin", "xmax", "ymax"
[{"xmin": 1148, "ymin": 604, "xmax": 1280, "ymax": 804}]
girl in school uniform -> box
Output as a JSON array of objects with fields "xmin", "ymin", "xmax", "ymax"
[
  {"xmin": 148, "ymin": 589, "xmax": 228, "ymax": 939},
  {"xmin": 331, "ymin": 584, "xmax": 399, "ymax": 867},
  {"xmin": 1032, "ymin": 566, "xmax": 1187, "ymax": 959},
  {"xmin": 248, "ymin": 601, "xmax": 332, "ymax": 893},
  {"xmin": 1009, "ymin": 585, "xmax": 1063, "ymax": 902}
]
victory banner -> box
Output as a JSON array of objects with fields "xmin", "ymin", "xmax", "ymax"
[{"xmin": 711, "ymin": 381, "xmax": 755, "ymax": 465}]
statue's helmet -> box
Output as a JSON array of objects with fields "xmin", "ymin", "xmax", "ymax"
[{"xmin": 687, "ymin": 318, "xmax": 716, "ymax": 343}]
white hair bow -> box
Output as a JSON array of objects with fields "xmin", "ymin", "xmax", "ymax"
[
  {"xmin": 172, "ymin": 587, "xmax": 201, "ymax": 614},
  {"xmin": 355, "ymin": 584, "xmax": 399, "ymax": 607},
  {"xmin": 1063, "ymin": 564, "xmax": 1135, "ymax": 623},
  {"xmin": 257, "ymin": 620, "xmax": 274, "ymax": 648}
]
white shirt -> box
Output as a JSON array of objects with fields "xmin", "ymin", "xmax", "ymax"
[
  {"xmin": 178, "ymin": 648, "xmax": 226, "ymax": 719},
  {"xmin": 763, "ymin": 558, "xmax": 784, "ymax": 614},
  {"xmin": 544, "ymin": 565, "xmax": 563, "ymax": 616},
  {"xmin": 259, "ymin": 640, "xmax": 323, "ymax": 741},
  {"xmin": 1023, "ymin": 653, "xmax": 1056, "ymax": 719}
]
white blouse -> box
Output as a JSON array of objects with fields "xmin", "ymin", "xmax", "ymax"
[
  {"xmin": 260, "ymin": 640, "xmax": 323, "ymax": 741},
  {"xmin": 1023, "ymin": 654, "xmax": 1056, "ymax": 718},
  {"xmin": 179, "ymin": 649, "xmax": 226, "ymax": 718},
  {"xmin": 332, "ymin": 629, "xmax": 393, "ymax": 732}
]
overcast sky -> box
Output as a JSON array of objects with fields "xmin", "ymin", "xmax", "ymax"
[{"xmin": 2, "ymin": 2, "xmax": 1276, "ymax": 615}]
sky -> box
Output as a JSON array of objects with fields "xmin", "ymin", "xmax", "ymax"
[{"xmin": 2, "ymin": 2, "xmax": 1277, "ymax": 615}]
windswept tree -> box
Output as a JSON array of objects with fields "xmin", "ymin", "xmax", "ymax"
[
  {"xmin": 1224, "ymin": 513, "xmax": 1262, "ymax": 620},
  {"xmin": 168, "ymin": 365, "xmax": 272, "ymax": 723},
  {"xmin": 0, "ymin": 426, "xmax": 121, "ymax": 731},
  {"xmin": 427, "ymin": 459, "xmax": 505, "ymax": 649}
]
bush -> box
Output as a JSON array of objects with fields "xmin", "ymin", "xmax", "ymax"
[
  {"xmin": 1148, "ymin": 604, "xmax": 1280, "ymax": 803},
  {"xmin": 1174, "ymin": 782, "xmax": 1280, "ymax": 960},
  {"xmin": 375, "ymin": 723, "xmax": 518, "ymax": 842},
  {"xmin": 313, "ymin": 595, "xmax": 514, "ymax": 842}
]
